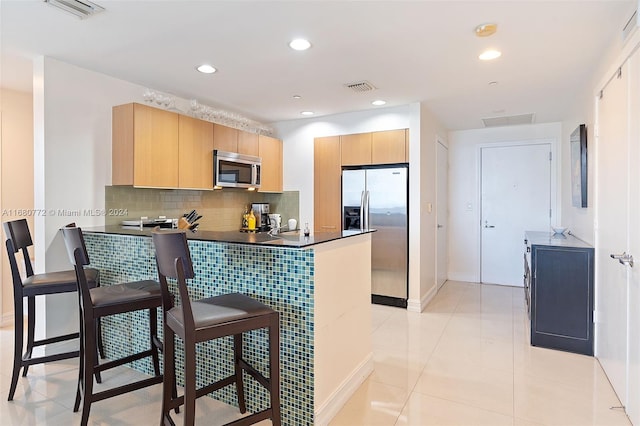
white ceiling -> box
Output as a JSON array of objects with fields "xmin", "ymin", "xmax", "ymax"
[{"xmin": 1, "ymin": 0, "xmax": 636, "ymax": 130}]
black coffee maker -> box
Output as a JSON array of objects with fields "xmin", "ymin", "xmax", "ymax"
[{"xmin": 251, "ymin": 203, "xmax": 270, "ymax": 231}]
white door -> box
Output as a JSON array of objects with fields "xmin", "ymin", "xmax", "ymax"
[
  {"xmin": 436, "ymin": 141, "xmax": 448, "ymax": 290},
  {"xmin": 481, "ymin": 144, "xmax": 551, "ymax": 286},
  {"xmin": 596, "ymin": 58, "xmax": 635, "ymax": 417}
]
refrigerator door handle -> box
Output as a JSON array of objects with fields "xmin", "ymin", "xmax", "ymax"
[
  {"xmin": 364, "ymin": 190, "xmax": 370, "ymax": 230},
  {"xmin": 359, "ymin": 191, "xmax": 365, "ymax": 231}
]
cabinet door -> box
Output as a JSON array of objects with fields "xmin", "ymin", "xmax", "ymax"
[
  {"xmin": 372, "ymin": 129, "xmax": 407, "ymax": 164},
  {"xmin": 314, "ymin": 136, "xmax": 342, "ymax": 233},
  {"xmin": 133, "ymin": 103, "xmax": 179, "ymax": 188},
  {"xmin": 238, "ymin": 130, "xmax": 259, "ymax": 156},
  {"xmin": 178, "ymin": 115, "xmax": 214, "ymax": 189},
  {"xmin": 112, "ymin": 103, "xmax": 134, "ymax": 185},
  {"xmin": 258, "ymin": 135, "xmax": 282, "ymax": 192},
  {"xmin": 341, "ymin": 133, "xmax": 371, "ymax": 166},
  {"xmin": 213, "ymin": 124, "xmax": 238, "ymax": 152}
]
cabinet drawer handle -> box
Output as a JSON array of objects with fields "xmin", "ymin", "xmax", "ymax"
[
  {"xmin": 610, "ymin": 252, "xmax": 634, "ymax": 267},
  {"xmin": 321, "ymin": 225, "xmax": 336, "ymax": 229}
]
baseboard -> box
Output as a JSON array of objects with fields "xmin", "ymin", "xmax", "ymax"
[
  {"xmin": 314, "ymin": 353, "xmax": 374, "ymax": 426},
  {"xmin": 407, "ymin": 284, "xmax": 437, "ymax": 313}
]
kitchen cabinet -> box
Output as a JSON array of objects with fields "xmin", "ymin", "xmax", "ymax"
[
  {"xmin": 525, "ymin": 231, "xmax": 594, "ymax": 355},
  {"xmin": 341, "ymin": 133, "xmax": 371, "ymax": 166},
  {"xmin": 258, "ymin": 135, "xmax": 283, "ymax": 192},
  {"xmin": 178, "ymin": 115, "xmax": 214, "ymax": 189},
  {"xmin": 372, "ymin": 129, "xmax": 408, "ymax": 164},
  {"xmin": 213, "ymin": 124, "xmax": 259, "ymax": 156},
  {"xmin": 340, "ymin": 129, "xmax": 409, "ymax": 166},
  {"xmin": 314, "ymin": 136, "xmax": 342, "ymax": 233},
  {"xmin": 112, "ymin": 103, "xmax": 179, "ymax": 188}
]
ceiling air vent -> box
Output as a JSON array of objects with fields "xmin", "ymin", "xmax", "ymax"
[
  {"xmin": 345, "ymin": 81, "xmax": 377, "ymax": 92},
  {"xmin": 482, "ymin": 113, "xmax": 535, "ymax": 128},
  {"xmin": 43, "ymin": 0, "xmax": 104, "ymax": 19}
]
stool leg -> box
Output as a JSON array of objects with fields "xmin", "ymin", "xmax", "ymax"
[
  {"xmin": 22, "ymin": 296, "xmax": 36, "ymax": 377},
  {"xmin": 161, "ymin": 327, "xmax": 175, "ymax": 425},
  {"xmin": 233, "ymin": 333, "xmax": 247, "ymax": 413},
  {"xmin": 184, "ymin": 339, "xmax": 197, "ymax": 426},
  {"xmin": 8, "ymin": 296, "xmax": 24, "ymax": 401},
  {"xmin": 96, "ymin": 317, "xmax": 105, "ymax": 359},
  {"xmin": 74, "ymin": 312, "xmax": 86, "ymax": 412},
  {"xmin": 269, "ymin": 315, "xmax": 281, "ymax": 426},
  {"xmin": 149, "ymin": 308, "xmax": 161, "ymax": 376},
  {"xmin": 80, "ymin": 318, "xmax": 96, "ymax": 426}
]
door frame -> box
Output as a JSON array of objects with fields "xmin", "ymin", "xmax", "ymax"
[
  {"xmin": 436, "ymin": 137, "xmax": 448, "ymax": 290},
  {"xmin": 476, "ymin": 138, "xmax": 558, "ymax": 282}
]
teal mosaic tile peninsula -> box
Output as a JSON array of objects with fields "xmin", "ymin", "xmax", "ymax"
[{"xmin": 83, "ymin": 232, "xmax": 314, "ymax": 425}]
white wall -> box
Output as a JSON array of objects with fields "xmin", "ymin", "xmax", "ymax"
[
  {"xmin": 447, "ymin": 123, "xmax": 561, "ymax": 283},
  {"xmin": 1, "ymin": 88, "xmax": 34, "ymax": 323},
  {"xmin": 273, "ymin": 102, "xmax": 448, "ymax": 311},
  {"xmin": 33, "ymin": 57, "xmax": 149, "ymax": 336}
]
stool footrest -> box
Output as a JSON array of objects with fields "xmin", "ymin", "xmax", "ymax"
[
  {"xmin": 22, "ymin": 350, "xmax": 79, "ymax": 365},
  {"xmin": 92, "ymin": 375, "xmax": 163, "ymax": 403},
  {"xmin": 33, "ymin": 332, "xmax": 79, "ymax": 347},
  {"xmin": 95, "ymin": 349, "xmax": 156, "ymax": 373},
  {"xmin": 167, "ymin": 375, "xmax": 236, "ymax": 410},
  {"xmin": 225, "ymin": 408, "xmax": 272, "ymax": 426},
  {"xmin": 238, "ymin": 358, "xmax": 270, "ymax": 390}
]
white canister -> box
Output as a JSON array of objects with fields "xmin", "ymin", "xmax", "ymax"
[{"xmin": 288, "ymin": 218, "xmax": 297, "ymax": 231}]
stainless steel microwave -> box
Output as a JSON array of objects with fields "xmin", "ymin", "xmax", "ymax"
[{"xmin": 214, "ymin": 150, "xmax": 261, "ymax": 189}]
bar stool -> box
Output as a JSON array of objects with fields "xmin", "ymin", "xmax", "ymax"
[
  {"xmin": 62, "ymin": 226, "xmax": 164, "ymax": 426},
  {"xmin": 152, "ymin": 229, "xmax": 281, "ymax": 426},
  {"xmin": 3, "ymin": 219, "xmax": 102, "ymax": 401}
]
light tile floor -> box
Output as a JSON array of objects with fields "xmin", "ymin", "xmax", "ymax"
[{"xmin": 0, "ymin": 280, "xmax": 631, "ymax": 425}]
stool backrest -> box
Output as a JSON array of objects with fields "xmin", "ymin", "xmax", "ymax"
[
  {"xmin": 152, "ymin": 230, "xmax": 195, "ymax": 330},
  {"xmin": 60, "ymin": 226, "xmax": 93, "ymax": 314},
  {"xmin": 3, "ymin": 219, "xmax": 35, "ymax": 279}
]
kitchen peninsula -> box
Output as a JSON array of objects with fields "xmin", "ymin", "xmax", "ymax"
[{"xmin": 81, "ymin": 226, "xmax": 374, "ymax": 425}]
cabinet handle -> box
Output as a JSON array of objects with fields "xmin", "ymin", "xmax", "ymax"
[
  {"xmin": 321, "ymin": 225, "xmax": 336, "ymax": 229},
  {"xmin": 527, "ymin": 247, "xmax": 530, "ymax": 253},
  {"xmin": 484, "ymin": 220, "xmax": 495, "ymax": 228},
  {"xmin": 610, "ymin": 252, "xmax": 634, "ymax": 267}
]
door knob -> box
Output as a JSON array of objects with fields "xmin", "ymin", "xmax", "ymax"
[
  {"xmin": 610, "ymin": 252, "xmax": 634, "ymax": 267},
  {"xmin": 484, "ymin": 220, "xmax": 495, "ymax": 229}
]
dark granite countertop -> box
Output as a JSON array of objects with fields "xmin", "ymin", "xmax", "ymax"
[
  {"xmin": 525, "ymin": 231, "xmax": 592, "ymax": 248},
  {"xmin": 82, "ymin": 225, "xmax": 374, "ymax": 248}
]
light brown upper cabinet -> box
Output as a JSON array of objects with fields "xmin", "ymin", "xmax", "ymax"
[
  {"xmin": 341, "ymin": 133, "xmax": 372, "ymax": 166},
  {"xmin": 238, "ymin": 131, "xmax": 259, "ymax": 156},
  {"xmin": 314, "ymin": 136, "xmax": 342, "ymax": 233},
  {"xmin": 372, "ymin": 129, "xmax": 408, "ymax": 164},
  {"xmin": 113, "ymin": 103, "xmax": 179, "ymax": 188},
  {"xmin": 213, "ymin": 125, "xmax": 259, "ymax": 157},
  {"xmin": 178, "ymin": 115, "xmax": 214, "ymax": 189},
  {"xmin": 213, "ymin": 124, "xmax": 238, "ymax": 153},
  {"xmin": 258, "ymin": 135, "xmax": 283, "ymax": 192}
]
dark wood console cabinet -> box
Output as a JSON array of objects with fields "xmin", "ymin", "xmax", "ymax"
[{"xmin": 524, "ymin": 231, "xmax": 594, "ymax": 356}]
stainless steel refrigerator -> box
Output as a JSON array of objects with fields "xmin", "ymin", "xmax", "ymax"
[{"xmin": 342, "ymin": 166, "xmax": 408, "ymax": 307}]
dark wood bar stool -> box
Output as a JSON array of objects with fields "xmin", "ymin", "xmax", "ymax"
[
  {"xmin": 62, "ymin": 226, "xmax": 164, "ymax": 426},
  {"xmin": 3, "ymin": 218, "xmax": 102, "ymax": 401},
  {"xmin": 152, "ymin": 229, "xmax": 281, "ymax": 426}
]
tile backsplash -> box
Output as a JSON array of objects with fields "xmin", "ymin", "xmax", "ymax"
[{"xmin": 105, "ymin": 186, "xmax": 300, "ymax": 231}]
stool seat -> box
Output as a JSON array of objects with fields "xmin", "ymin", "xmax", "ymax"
[
  {"xmin": 90, "ymin": 279, "xmax": 161, "ymax": 311},
  {"xmin": 22, "ymin": 269, "xmax": 99, "ymax": 295},
  {"xmin": 167, "ymin": 293, "xmax": 275, "ymax": 332}
]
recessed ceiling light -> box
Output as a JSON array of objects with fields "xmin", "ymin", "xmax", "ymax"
[
  {"xmin": 479, "ymin": 50, "xmax": 502, "ymax": 61},
  {"xmin": 293, "ymin": 95, "xmax": 302, "ymax": 99},
  {"xmin": 196, "ymin": 64, "xmax": 217, "ymax": 74},
  {"xmin": 301, "ymin": 111, "xmax": 314, "ymax": 116},
  {"xmin": 488, "ymin": 81, "xmax": 498, "ymax": 86},
  {"xmin": 289, "ymin": 39, "xmax": 311, "ymax": 51},
  {"xmin": 475, "ymin": 23, "xmax": 497, "ymax": 37},
  {"xmin": 371, "ymin": 100, "xmax": 386, "ymax": 106}
]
